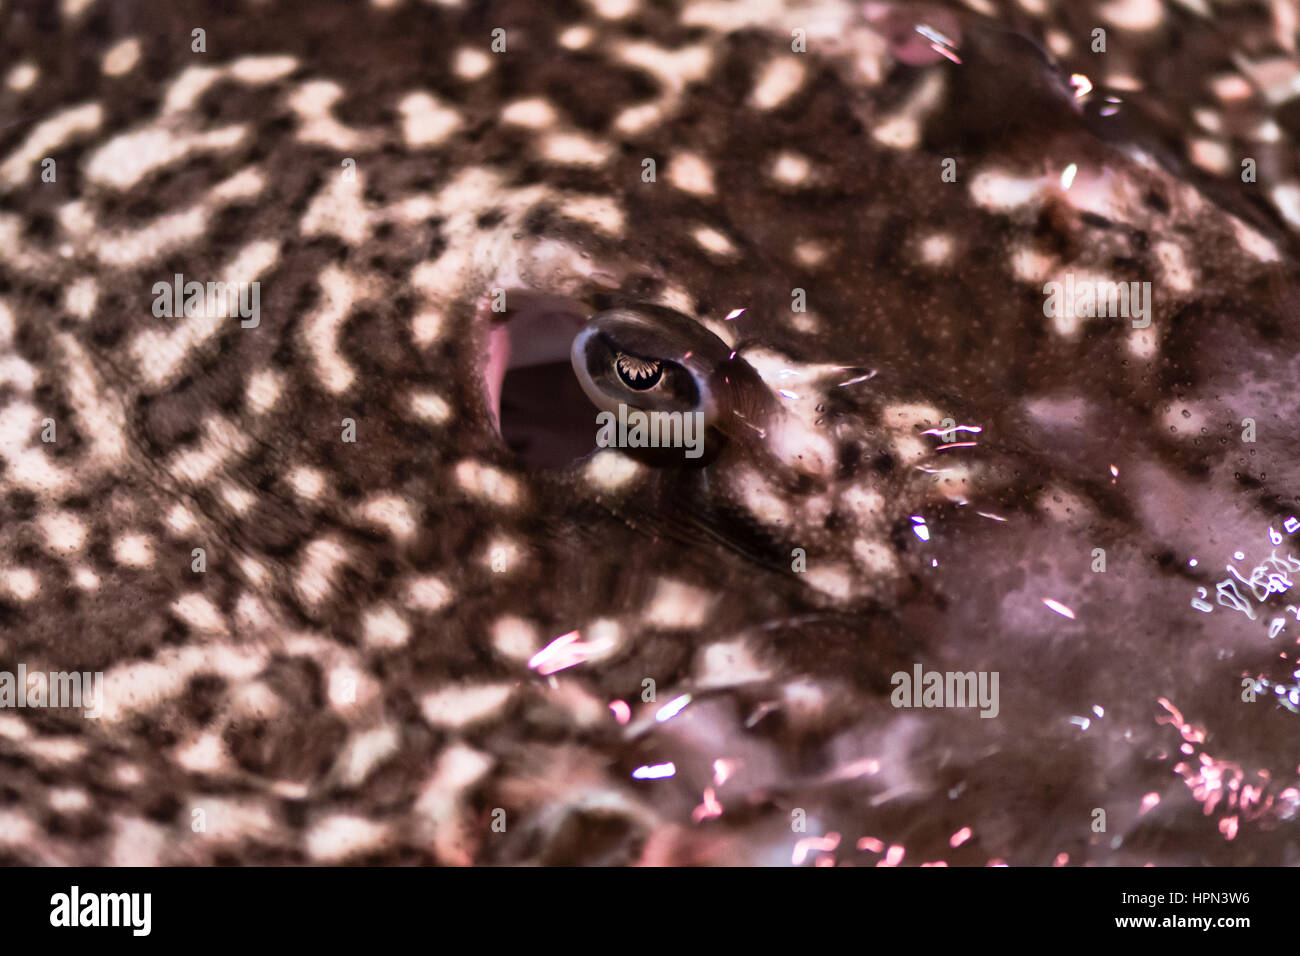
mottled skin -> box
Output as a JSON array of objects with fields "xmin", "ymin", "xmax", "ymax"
[{"xmin": 1, "ymin": 0, "xmax": 1299, "ymax": 865}]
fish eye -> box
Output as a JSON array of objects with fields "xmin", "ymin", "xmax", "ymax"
[
  {"xmin": 571, "ymin": 308, "xmax": 711, "ymax": 419},
  {"xmin": 614, "ymin": 353, "xmax": 663, "ymax": 391}
]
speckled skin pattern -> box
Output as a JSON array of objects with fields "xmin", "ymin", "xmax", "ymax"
[{"xmin": 2, "ymin": 0, "xmax": 1300, "ymax": 865}]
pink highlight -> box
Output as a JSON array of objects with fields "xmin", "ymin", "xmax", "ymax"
[
  {"xmin": 791, "ymin": 832, "xmax": 840, "ymax": 866},
  {"xmin": 528, "ymin": 630, "xmax": 593, "ymax": 675},
  {"xmin": 876, "ymin": 844, "xmax": 905, "ymax": 867},
  {"xmin": 691, "ymin": 787, "xmax": 723, "ymax": 823},
  {"xmin": 950, "ymin": 826, "xmax": 972, "ymax": 848}
]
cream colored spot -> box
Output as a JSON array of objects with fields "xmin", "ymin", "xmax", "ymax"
[
  {"xmin": 919, "ymin": 233, "xmax": 953, "ymax": 266},
  {"xmin": 409, "ymin": 390, "xmax": 451, "ymax": 424},
  {"xmin": 306, "ymin": 815, "xmax": 389, "ymax": 862},
  {"xmin": 1046, "ymin": 29, "xmax": 1072, "ymax": 57},
  {"xmin": 5, "ymin": 63, "xmax": 38, "ymax": 91},
  {"xmin": 581, "ymin": 619, "xmax": 624, "ymax": 663},
  {"xmin": 1271, "ymin": 182, "xmax": 1300, "ymax": 229},
  {"xmin": 61, "ymin": 0, "xmax": 97, "ymax": 18},
  {"xmin": 245, "ymin": 368, "xmax": 284, "ymax": 414},
  {"xmin": 113, "ymin": 533, "xmax": 154, "ymax": 568},
  {"xmin": 74, "ymin": 567, "xmax": 100, "ymax": 590},
  {"xmin": 410, "ymin": 311, "xmax": 444, "ymax": 347},
  {"xmin": 1155, "ymin": 240, "xmax": 1194, "ymax": 293},
  {"xmin": 805, "ymin": 565, "xmax": 853, "ymax": 601},
  {"xmin": 41, "ymin": 511, "xmax": 87, "ymax": 554},
  {"xmin": 1, "ymin": 103, "xmax": 102, "ymax": 189},
  {"xmin": 287, "ymin": 466, "xmax": 327, "ymax": 500},
  {"xmin": 872, "ymin": 72, "xmax": 946, "ymax": 150},
  {"xmin": 559, "ymin": 25, "xmax": 594, "ymax": 49},
  {"xmin": 453, "ymin": 47, "xmax": 491, "ymax": 80},
  {"xmin": 1251, "ymin": 118, "xmax": 1282, "ymax": 143},
  {"xmin": 585, "ymin": 449, "xmax": 644, "ymax": 491},
  {"xmin": 101, "ymin": 37, "xmax": 141, "ymax": 77},
  {"xmin": 668, "ymin": 152, "xmax": 715, "ymax": 196},
  {"xmin": 693, "ymin": 225, "xmax": 736, "ymax": 257},
  {"xmin": 407, "ymin": 575, "xmax": 452, "ymax": 612},
  {"xmin": 300, "ymin": 264, "xmax": 363, "ymax": 394},
  {"xmin": 166, "ymin": 416, "xmax": 250, "ymax": 485},
  {"xmin": 613, "ymin": 103, "xmax": 664, "ymax": 135},
  {"xmin": 455, "ymin": 460, "xmax": 521, "ymax": 507},
  {"xmin": 1037, "ymin": 487, "xmax": 1094, "ymax": 526},
  {"xmin": 842, "ymin": 485, "xmax": 885, "ymax": 521},
  {"xmin": 363, "ymin": 605, "xmax": 411, "ymax": 648},
  {"xmin": 4, "ymin": 568, "xmax": 39, "ymax": 601},
  {"xmin": 399, "ymin": 91, "xmax": 462, "ymax": 147},
  {"xmin": 1188, "ymin": 138, "xmax": 1231, "ymax": 175},
  {"xmin": 589, "ymin": 0, "xmax": 636, "ymax": 18},
  {"xmin": 1231, "ymin": 218, "xmax": 1281, "ymax": 262},
  {"xmin": 335, "ymin": 725, "xmax": 400, "ymax": 786},
  {"xmin": 421, "ymin": 684, "xmax": 514, "ymax": 729},
  {"xmin": 0, "ymin": 812, "xmax": 36, "ymax": 847},
  {"xmin": 287, "ymin": 80, "xmax": 366, "ymax": 149},
  {"xmin": 1010, "ymin": 246, "xmax": 1053, "ymax": 283},
  {"xmin": 854, "ymin": 537, "xmax": 898, "ymax": 575},
  {"xmin": 49, "ymin": 788, "xmax": 90, "ymax": 813},
  {"xmin": 969, "ymin": 169, "xmax": 1045, "ymax": 210},
  {"xmin": 296, "ymin": 537, "xmax": 349, "ymax": 608},
  {"xmin": 645, "ymin": 578, "xmax": 715, "ymax": 630},
  {"xmin": 85, "ymin": 125, "xmax": 246, "ymax": 190},
  {"xmin": 166, "ymin": 503, "xmax": 197, "ymax": 534},
  {"xmin": 220, "ymin": 483, "xmax": 257, "ymax": 514},
  {"xmin": 696, "ymin": 638, "xmax": 771, "ymax": 689},
  {"xmin": 1100, "ymin": 0, "xmax": 1164, "ymax": 30},
  {"xmin": 228, "ymin": 55, "xmax": 298, "ymax": 84},
  {"xmin": 734, "ymin": 470, "xmax": 791, "ymax": 526},
  {"xmin": 1128, "ymin": 324, "xmax": 1159, "ymax": 359},
  {"xmin": 63, "ymin": 276, "xmax": 98, "ymax": 319},
  {"xmin": 540, "ymin": 132, "xmax": 613, "ymax": 165},
  {"xmin": 300, "ymin": 166, "xmax": 371, "ymax": 244},
  {"xmin": 751, "ymin": 57, "xmax": 805, "ymax": 110},
  {"xmin": 174, "ymin": 732, "xmax": 227, "ymax": 774},
  {"xmin": 770, "ymin": 151, "xmax": 810, "ymax": 186},
  {"xmin": 328, "ymin": 665, "xmax": 377, "ymax": 713},
  {"xmin": 358, "ymin": 495, "xmax": 417, "ymax": 541},
  {"xmin": 0, "ymin": 402, "xmax": 73, "ymax": 493},
  {"xmin": 482, "ymin": 538, "xmax": 521, "ymax": 574},
  {"xmin": 1209, "ymin": 73, "xmax": 1252, "ymax": 101},
  {"xmin": 793, "ymin": 239, "xmax": 828, "ymax": 267},
  {"xmin": 1192, "ymin": 107, "xmax": 1222, "ymax": 133},
  {"xmin": 872, "ymin": 114, "xmax": 920, "ymax": 150},
  {"xmin": 557, "ymin": 195, "xmax": 625, "ymax": 235},
  {"xmin": 892, "ymin": 433, "xmax": 929, "ymax": 464},
  {"xmin": 502, "ymin": 98, "xmax": 557, "ymax": 128},
  {"xmin": 171, "ymin": 593, "xmax": 226, "ymax": 634},
  {"xmin": 492, "ymin": 616, "xmax": 539, "ymax": 662}
]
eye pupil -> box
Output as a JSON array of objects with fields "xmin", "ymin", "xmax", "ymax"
[{"xmin": 615, "ymin": 353, "xmax": 663, "ymax": 390}]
